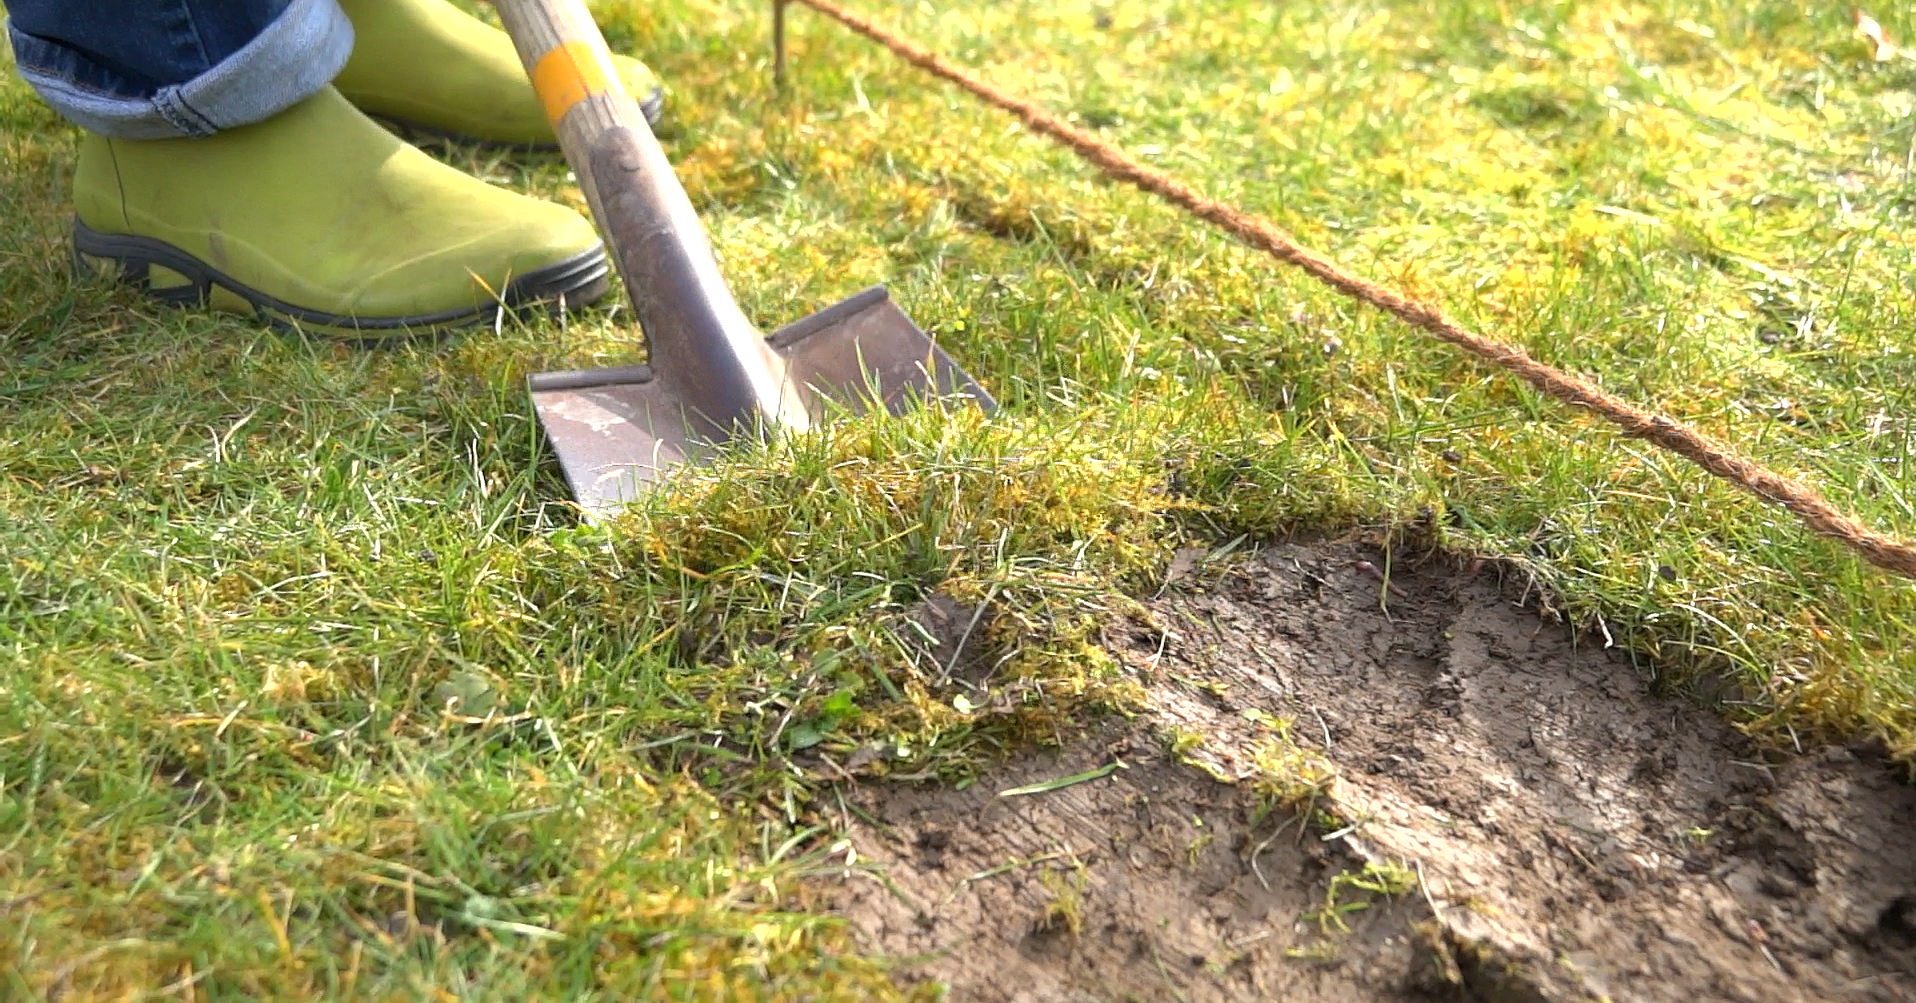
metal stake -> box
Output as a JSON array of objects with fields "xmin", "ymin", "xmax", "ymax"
[{"xmin": 773, "ymin": 0, "xmax": 789, "ymax": 89}]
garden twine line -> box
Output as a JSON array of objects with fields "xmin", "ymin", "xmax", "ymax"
[{"xmin": 782, "ymin": 0, "xmax": 1916, "ymax": 581}]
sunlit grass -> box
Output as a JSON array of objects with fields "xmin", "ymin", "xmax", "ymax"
[{"xmin": 5, "ymin": 0, "xmax": 1916, "ymax": 995}]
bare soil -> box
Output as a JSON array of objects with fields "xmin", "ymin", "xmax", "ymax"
[{"xmin": 821, "ymin": 541, "xmax": 1916, "ymax": 1002}]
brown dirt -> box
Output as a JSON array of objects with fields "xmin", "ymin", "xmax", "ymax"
[
  {"xmin": 820, "ymin": 540, "xmax": 1916, "ymax": 1002},
  {"xmin": 827, "ymin": 723, "xmax": 1451, "ymax": 1002}
]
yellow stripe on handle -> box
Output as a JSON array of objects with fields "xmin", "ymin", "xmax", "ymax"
[{"xmin": 530, "ymin": 41, "xmax": 622, "ymax": 126}]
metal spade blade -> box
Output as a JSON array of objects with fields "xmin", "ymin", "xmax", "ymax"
[{"xmin": 530, "ymin": 285, "xmax": 994, "ymax": 519}]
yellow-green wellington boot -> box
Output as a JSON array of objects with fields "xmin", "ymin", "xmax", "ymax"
[
  {"xmin": 72, "ymin": 88, "xmax": 609, "ymax": 335},
  {"xmin": 332, "ymin": 0, "xmax": 664, "ymax": 148}
]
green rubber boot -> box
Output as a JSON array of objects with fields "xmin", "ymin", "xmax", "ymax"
[
  {"xmin": 73, "ymin": 87, "xmax": 609, "ymax": 336},
  {"xmin": 332, "ymin": 0, "xmax": 664, "ymax": 148}
]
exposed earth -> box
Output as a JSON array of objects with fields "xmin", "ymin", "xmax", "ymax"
[{"xmin": 820, "ymin": 541, "xmax": 1916, "ymax": 1001}]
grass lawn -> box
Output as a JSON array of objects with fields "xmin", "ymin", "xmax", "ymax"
[{"xmin": 5, "ymin": 0, "xmax": 1916, "ymax": 995}]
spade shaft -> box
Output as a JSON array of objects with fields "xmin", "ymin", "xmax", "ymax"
[{"xmin": 495, "ymin": 0, "xmax": 805, "ymax": 440}]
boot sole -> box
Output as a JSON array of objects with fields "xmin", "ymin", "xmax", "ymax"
[
  {"xmin": 73, "ymin": 220, "xmax": 611, "ymax": 339},
  {"xmin": 369, "ymin": 86, "xmax": 665, "ymax": 153}
]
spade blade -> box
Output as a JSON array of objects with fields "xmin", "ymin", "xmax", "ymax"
[{"xmin": 531, "ymin": 286, "xmax": 993, "ymax": 520}]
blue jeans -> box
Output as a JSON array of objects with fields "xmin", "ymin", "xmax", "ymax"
[{"xmin": 7, "ymin": 0, "xmax": 352, "ymax": 138}]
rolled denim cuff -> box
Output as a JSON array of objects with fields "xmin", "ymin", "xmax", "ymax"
[{"xmin": 8, "ymin": 0, "xmax": 353, "ymax": 139}]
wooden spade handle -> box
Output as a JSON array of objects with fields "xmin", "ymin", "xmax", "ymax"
[
  {"xmin": 491, "ymin": 0, "xmax": 652, "ymax": 227},
  {"xmin": 494, "ymin": 0, "xmax": 804, "ymax": 436}
]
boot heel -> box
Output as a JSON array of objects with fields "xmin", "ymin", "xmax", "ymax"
[{"xmin": 73, "ymin": 220, "xmax": 216, "ymax": 308}]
